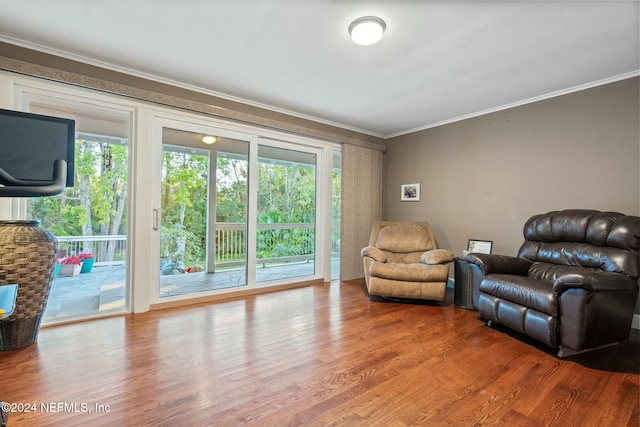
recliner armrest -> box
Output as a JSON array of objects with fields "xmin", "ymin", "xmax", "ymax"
[
  {"xmin": 420, "ymin": 249, "xmax": 455, "ymax": 265},
  {"xmin": 553, "ymin": 271, "xmax": 639, "ymax": 352},
  {"xmin": 463, "ymin": 253, "xmax": 531, "ymax": 276},
  {"xmin": 361, "ymin": 246, "xmax": 387, "ymax": 263},
  {"xmin": 553, "ymin": 272, "xmax": 638, "ymax": 295}
]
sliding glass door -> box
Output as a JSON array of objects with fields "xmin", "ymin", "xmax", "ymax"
[
  {"xmin": 159, "ymin": 127, "xmax": 249, "ymax": 298},
  {"xmin": 153, "ymin": 118, "xmax": 333, "ymax": 304},
  {"xmin": 22, "ymin": 94, "xmax": 132, "ymax": 324},
  {"xmin": 4, "ymin": 75, "xmax": 341, "ymax": 319},
  {"xmin": 256, "ymin": 144, "xmax": 317, "ymax": 282}
]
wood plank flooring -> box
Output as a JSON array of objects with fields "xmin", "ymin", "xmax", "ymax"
[{"xmin": 1, "ymin": 280, "xmax": 638, "ymax": 426}]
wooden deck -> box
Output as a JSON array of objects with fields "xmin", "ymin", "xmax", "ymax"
[{"xmin": 2, "ymin": 280, "xmax": 638, "ymax": 426}]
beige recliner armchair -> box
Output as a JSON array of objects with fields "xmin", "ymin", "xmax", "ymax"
[{"xmin": 361, "ymin": 221, "xmax": 455, "ymax": 301}]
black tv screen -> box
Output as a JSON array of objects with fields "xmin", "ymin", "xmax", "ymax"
[{"xmin": 0, "ymin": 108, "xmax": 75, "ymax": 196}]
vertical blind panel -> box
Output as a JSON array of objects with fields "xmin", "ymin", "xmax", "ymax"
[{"xmin": 340, "ymin": 144, "xmax": 383, "ymax": 281}]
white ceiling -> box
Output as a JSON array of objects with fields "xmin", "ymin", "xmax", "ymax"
[{"xmin": 0, "ymin": 1, "xmax": 638, "ymax": 138}]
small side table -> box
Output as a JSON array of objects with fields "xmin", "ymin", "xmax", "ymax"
[{"xmin": 454, "ymin": 258, "xmax": 475, "ymax": 310}]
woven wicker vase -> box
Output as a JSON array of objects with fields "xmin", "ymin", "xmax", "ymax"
[{"xmin": 0, "ymin": 220, "xmax": 57, "ymax": 350}]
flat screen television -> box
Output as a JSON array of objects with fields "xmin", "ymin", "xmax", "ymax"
[{"xmin": 0, "ymin": 108, "xmax": 75, "ymax": 197}]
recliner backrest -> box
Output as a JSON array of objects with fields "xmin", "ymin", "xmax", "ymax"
[
  {"xmin": 517, "ymin": 209, "xmax": 640, "ymax": 279},
  {"xmin": 368, "ymin": 221, "xmax": 438, "ymax": 264}
]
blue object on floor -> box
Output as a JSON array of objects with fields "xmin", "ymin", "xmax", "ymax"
[{"xmin": 0, "ymin": 284, "xmax": 18, "ymax": 320}]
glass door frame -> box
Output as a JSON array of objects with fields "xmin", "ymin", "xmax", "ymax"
[
  {"xmin": 0, "ymin": 73, "xmax": 339, "ymax": 318},
  {"xmin": 257, "ymin": 137, "xmax": 324, "ymax": 282},
  {"xmin": 149, "ymin": 114, "xmax": 332, "ymax": 307},
  {"xmin": 150, "ymin": 116, "xmax": 259, "ymax": 306},
  {"xmin": 9, "ymin": 83, "xmax": 136, "ymax": 322}
]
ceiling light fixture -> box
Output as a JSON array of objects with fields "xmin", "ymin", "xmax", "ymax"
[
  {"xmin": 201, "ymin": 135, "xmax": 217, "ymax": 144},
  {"xmin": 348, "ymin": 16, "xmax": 386, "ymax": 46}
]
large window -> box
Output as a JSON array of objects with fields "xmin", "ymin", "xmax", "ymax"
[
  {"xmin": 152, "ymin": 120, "xmax": 332, "ymax": 304},
  {"xmin": 4, "ymin": 74, "xmax": 340, "ymax": 317},
  {"xmin": 159, "ymin": 129, "xmax": 250, "ymax": 298},
  {"xmin": 256, "ymin": 145, "xmax": 317, "ymax": 282},
  {"xmin": 22, "ymin": 95, "xmax": 131, "ymax": 324}
]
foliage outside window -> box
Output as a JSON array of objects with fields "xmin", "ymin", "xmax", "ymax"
[
  {"xmin": 30, "ymin": 135, "xmax": 328, "ymax": 272},
  {"xmin": 28, "ymin": 136, "xmax": 128, "ymax": 263}
]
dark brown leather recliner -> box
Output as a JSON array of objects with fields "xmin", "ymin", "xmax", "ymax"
[{"xmin": 464, "ymin": 209, "xmax": 639, "ymax": 357}]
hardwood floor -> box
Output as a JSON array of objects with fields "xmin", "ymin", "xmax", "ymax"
[{"xmin": 1, "ymin": 280, "xmax": 638, "ymax": 426}]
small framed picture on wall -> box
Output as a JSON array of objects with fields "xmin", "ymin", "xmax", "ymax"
[{"xmin": 401, "ymin": 183, "xmax": 420, "ymax": 201}]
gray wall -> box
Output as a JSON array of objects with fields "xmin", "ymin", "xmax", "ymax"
[{"xmin": 384, "ymin": 77, "xmax": 640, "ymax": 314}]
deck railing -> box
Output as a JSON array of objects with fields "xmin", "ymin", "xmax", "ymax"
[
  {"xmin": 56, "ymin": 235, "xmax": 127, "ymax": 266},
  {"xmin": 56, "ymin": 222, "xmax": 340, "ymax": 269},
  {"xmin": 217, "ymin": 222, "xmax": 316, "ymax": 267}
]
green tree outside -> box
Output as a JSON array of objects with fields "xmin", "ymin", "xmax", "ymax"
[
  {"xmin": 29, "ymin": 137, "xmax": 128, "ymax": 261},
  {"xmin": 30, "ymin": 138, "xmax": 330, "ymax": 271}
]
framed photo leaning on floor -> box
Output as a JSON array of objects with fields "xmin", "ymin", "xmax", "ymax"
[{"xmin": 466, "ymin": 239, "xmax": 493, "ymax": 255}]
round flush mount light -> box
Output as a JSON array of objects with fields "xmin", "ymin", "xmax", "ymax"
[
  {"xmin": 348, "ymin": 16, "xmax": 386, "ymax": 46},
  {"xmin": 201, "ymin": 135, "xmax": 217, "ymax": 144}
]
